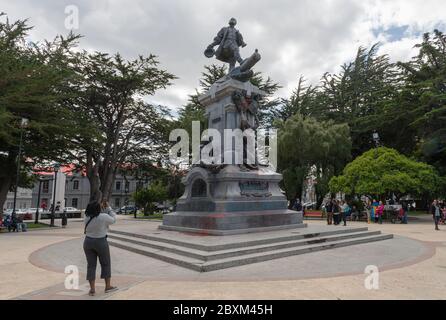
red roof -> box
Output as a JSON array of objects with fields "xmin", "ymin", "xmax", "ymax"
[{"xmin": 33, "ymin": 164, "xmax": 86, "ymax": 177}]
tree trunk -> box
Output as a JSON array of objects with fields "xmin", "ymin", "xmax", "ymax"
[
  {"xmin": 0, "ymin": 177, "xmax": 12, "ymax": 220},
  {"xmin": 88, "ymin": 174, "xmax": 101, "ymax": 202},
  {"xmin": 100, "ymin": 164, "xmax": 116, "ymax": 201},
  {"xmin": 86, "ymin": 150, "xmax": 101, "ymax": 202}
]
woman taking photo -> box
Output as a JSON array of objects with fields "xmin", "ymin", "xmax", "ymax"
[{"xmin": 83, "ymin": 200, "xmax": 117, "ymax": 296}]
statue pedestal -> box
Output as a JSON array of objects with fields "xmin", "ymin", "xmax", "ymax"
[{"xmin": 160, "ymin": 78, "xmax": 304, "ymax": 235}]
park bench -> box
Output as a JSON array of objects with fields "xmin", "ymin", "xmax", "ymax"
[{"xmin": 303, "ymin": 211, "xmax": 324, "ymax": 219}]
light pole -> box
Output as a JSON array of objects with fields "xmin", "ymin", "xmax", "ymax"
[
  {"xmin": 12, "ymin": 118, "xmax": 29, "ymax": 219},
  {"xmin": 372, "ymin": 130, "xmax": 380, "ymax": 159},
  {"xmin": 50, "ymin": 163, "xmax": 61, "ymax": 227},
  {"xmin": 34, "ymin": 178, "xmax": 45, "ymax": 224},
  {"xmin": 124, "ymin": 180, "xmax": 129, "ymax": 215}
]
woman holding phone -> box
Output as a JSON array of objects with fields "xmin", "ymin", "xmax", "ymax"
[{"xmin": 83, "ymin": 200, "xmax": 117, "ymax": 296}]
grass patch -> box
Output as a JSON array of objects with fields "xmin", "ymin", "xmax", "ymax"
[
  {"xmin": 135, "ymin": 213, "xmax": 164, "ymax": 219},
  {"xmin": 26, "ymin": 222, "xmax": 50, "ymax": 229}
]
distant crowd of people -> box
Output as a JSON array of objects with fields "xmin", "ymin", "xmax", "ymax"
[
  {"xmin": 324, "ymin": 199, "xmax": 350, "ymax": 226},
  {"xmin": 0, "ymin": 215, "xmax": 27, "ymax": 232},
  {"xmin": 312, "ymin": 197, "xmax": 445, "ymax": 230}
]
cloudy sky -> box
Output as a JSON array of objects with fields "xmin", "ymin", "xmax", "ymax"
[{"xmin": 2, "ymin": 0, "xmax": 446, "ymax": 113}]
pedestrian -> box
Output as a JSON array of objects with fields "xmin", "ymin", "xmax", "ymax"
[
  {"xmin": 351, "ymin": 205, "xmax": 360, "ymax": 221},
  {"xmin": 83, "ymin": 200, "xmax": 118, "ymax": 296},
  {"xmin": 5, "ymin": 215, "xmax": 16, "ymax": 232},
  {"xmin": 370, "ymin": 199, "xmax": 379, "ymax": 223},
  {"xmin": 376, "ymin": 201, "xmax": 385, "ymax": 224},
  {"xmin": 326, "ymin": 200, "xmax": 333, "ymax": 225},
  {"xmin": 16, "ymin": 216, "xmax": 27, "ymax": 232},
  {"xmin": 293, "ymin": 199, "xmax": 303, "ymax": 212},
  {"xmin": 61, "ymin": 211, "xmax": 67, "ymax": 228},
  {"xmin": 431, "ymin": 199, "xmax": 441, "ymax": 231},
  {"xmin": 332, "ymin": 200, "xmax": 341, "ymax": 225},
  {"xmin": 440, "ymin": 202, "xmax": 446, "ymax": 225},
  {"xmin": 340, "ymin": 201, "xmax": 350, "ymax": 226},
  {"xmin": 401, "ymin": 201, "xmax": 408, "ymax": 224}
]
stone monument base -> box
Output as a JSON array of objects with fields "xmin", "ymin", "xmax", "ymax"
[{"xmin": 159, "ymin": 210, "xmax": 304, "ymax": 235}]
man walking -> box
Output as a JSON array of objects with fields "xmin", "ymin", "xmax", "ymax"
[
  {"xmin": 326, "ymin": 200, "xmax": 333, "ymax": 225},
  {"xmin": 431, "ymin": 199, "xmax": 441, "ymax": 231}
]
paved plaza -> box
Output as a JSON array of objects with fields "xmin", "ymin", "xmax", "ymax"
[{"xmin": 0, "ymin": 215, "xmax": 445, "ymax": 300}]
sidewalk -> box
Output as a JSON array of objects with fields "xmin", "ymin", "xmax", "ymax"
[{"xmin": 0, "ymin": 215, "xmax": 445, "ymax": 300}]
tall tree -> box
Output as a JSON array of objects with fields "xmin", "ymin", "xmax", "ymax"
[
  {"xmin": 300, "ymin": 44, "xmax": 401, "ymax": 158},
  {"xmin": 69, "ymin": 51, "xmax": 176, "ymax": 201},
  {"xmin": 267, "ymin": 76, "xmax": 316, "ymax": 123},
  {"xmin": 276, "ymin": 113, "xmax": 351, "ymax": 208},
  {"xmin": 397, "ymin": 30, "xmax": 446, "ymax": 173},
  {"xmin": 0, "ymin": 13, "xmax": 82, "ymax": 215}
]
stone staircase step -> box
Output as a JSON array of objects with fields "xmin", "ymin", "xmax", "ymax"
[
  {"xmin": 107, "ymin": 238, "xmax": 204, "ymax": 272},
  {"xmin": 108, "ymin": 233, "xmax": 393, "ymax": 272},
  {"xmin": 200, "ymin": 234, "xmax": 393, "ymax": 272},
  {"xmin": 108, "ymin": 226, "xmax": 370, "ymax": 251},
  {"xmin": 108, "ymin": 230, "xmax": 382, "ymax": 261}
]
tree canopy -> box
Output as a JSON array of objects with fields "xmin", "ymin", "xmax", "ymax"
[
  {"xmin": 0, "ymin": 13, "xmax": 83, "ymax": 215},
  {"xmin": 396, "ymin": 30, "xmax": 446, "ymax": 174},
  {"xmin": 68, "ymin": 51, "xmax": 176, "ymax": 201},
  {"xmin": 329, "ymin": 147, "xmax": 443, "ymax": 199},
  {"xmin": 132, "ymin": 180, "xmax": 168, "ymax": 215},
  {"xmin": 277, "ymin": 113, "xmax": 351, "ymax": 206}
]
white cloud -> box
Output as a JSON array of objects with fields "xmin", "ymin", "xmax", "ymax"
[{"xmin": 1, "ymin": 0, "xmax": 445, "ymax": 110}]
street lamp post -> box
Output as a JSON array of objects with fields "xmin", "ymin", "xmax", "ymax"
[
  {"xmin": 12, "ymin": 118, "xmax": 29, "ymax": 219},
  {"xmin": 34, "ymin": 178, "xmax": 44, "ymax": 224},
  {"xmin": 50, "ymin": 163, "xmax": 61, "ymax": 227},
  {"xmin": 124, "ymin": 180, "xmax": 129, "ymax": 215},
  {"xmin": 372, "ymin": 130, "xmax": 380, "ymax": 159}
]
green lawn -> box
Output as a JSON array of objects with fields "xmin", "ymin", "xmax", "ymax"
[
  {"xmin": 26, "ymin": 222, "xmax": 51, "ymax": 229},
  {"xmin": 135, "ymin": 213, "xmax": 164, "ymax": 219},
  {"xmin": 407, "ymin": 211, "xmax": 429, "ymax": 216}
]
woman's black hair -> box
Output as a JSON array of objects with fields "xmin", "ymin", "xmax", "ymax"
[{"xmin": 85, "ymin": 201, "xmax": 101, "ymax": 218}]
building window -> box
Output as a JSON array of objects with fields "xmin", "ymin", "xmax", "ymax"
[
  {"xmin": 116, "ymin": 181, "xmax": 121, "ymax": 191},
  {"xmin": 114, "ymin": 198, "xmax": 120, "ymax": 208},
  {"xmin": 71, "ymin": 198, "xmax": 78, "ymax": 208},
  {"xmin": 125, "ymin": 181, "xmax": 130, "ymax": 192},
  {"xmin": 42, "ymin": 180, "xmax": 49, "ymax": 193},
  {"xmin": 73, "ymin": 180, "xmax": 79, "ymax": 190}
]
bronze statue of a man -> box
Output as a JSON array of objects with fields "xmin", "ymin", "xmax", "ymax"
[{"xmin": 205, "ymin": 18, "xmax": 247, "ymax": 71}]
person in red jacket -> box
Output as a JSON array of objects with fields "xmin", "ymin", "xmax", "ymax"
[{"xmin": 376, "ymin": 201, "xmax": 385, "ymax": 224}]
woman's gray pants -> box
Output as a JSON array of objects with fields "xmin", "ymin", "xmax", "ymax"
[{"xmin": 83, "ymin": 236, "xmax": 111, "ymax": 281}]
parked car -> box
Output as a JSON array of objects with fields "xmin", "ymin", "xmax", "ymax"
[
  {"xmin": 3, "ymin": 209, "xmax": 13, "ymax": 216},
  {"xmin": 26, "ymin": 208, "xmax": 44, "ymax": 215},
  {"xmin": 63, "ymin": 207, "xmax": 79, "ymax": 213},
  {"xmin": 117, "ymin": 205, "xmax": 138, "ymax": 214},
  {"xmin": 62, "ymin": 207, "xmax": 82, "ymax": 218}
]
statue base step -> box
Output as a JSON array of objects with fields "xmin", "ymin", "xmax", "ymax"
[{"xmin": 160, "ymin": 210, "xmax": 304, "ymax": 236}]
